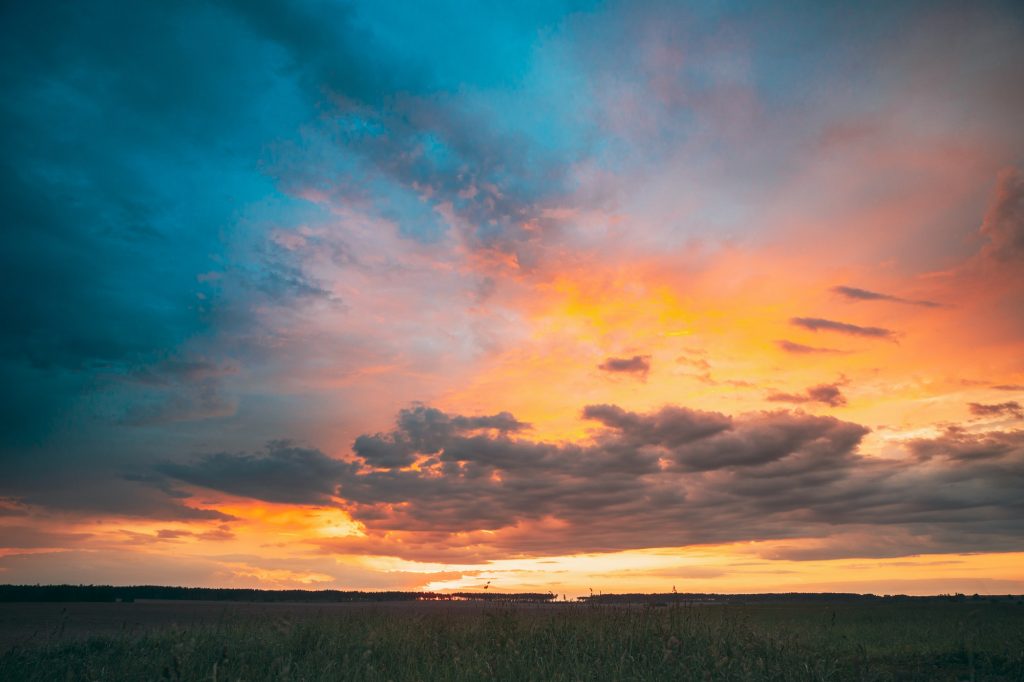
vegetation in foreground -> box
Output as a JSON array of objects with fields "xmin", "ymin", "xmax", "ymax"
[{"xmin": 2, "ymin": 601, "xmax": 1023, "ymax": 681}]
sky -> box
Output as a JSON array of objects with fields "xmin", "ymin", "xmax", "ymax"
[{"xmin": 1, "ymin": 0, "xmax": 1023, "ymax": 597}]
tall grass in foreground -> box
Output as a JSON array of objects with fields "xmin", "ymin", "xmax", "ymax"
[{"xmin": 2, "ymin": 602, "xmax": 1023, "ymax": 681}]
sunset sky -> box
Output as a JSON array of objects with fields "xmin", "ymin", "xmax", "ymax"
[{"xmin": 2, "ymin": 0, "xmax": 1023, "ymax": 597}]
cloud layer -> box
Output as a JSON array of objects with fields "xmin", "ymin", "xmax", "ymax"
[{"xmin": 158, "ymin": 403, "xmax": 1024, "ymax": 562}]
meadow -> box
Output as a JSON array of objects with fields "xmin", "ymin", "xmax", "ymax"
[{"xmin": 1, "ymin": 599, "xmax": 1022, "ymax": 681}]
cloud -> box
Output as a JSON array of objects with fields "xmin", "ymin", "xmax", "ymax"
[
  {"xmin": 159, "ymin": 440, "xmax": 353, "ymax": 505},
  {"xmin": 775, "ymin": 340, "xmax": 846, "ymax": 354},
  {"xmin": 0, "ymin": 499, "xmax": 28, "ymax": 517},
  {"xmin": 8, "ymin": 475, "xmax": 233, "ymax": 522},
  {"xmin": 331, "ymin": 406, "xmax": 1022, "ymax": 559},
  {"xmin": 0, "ymin": 2, "xmax": 293, "ymax": 428},
  {"xmin": 767, "ymin": 383, "xmax": 847, "ymax": 407},
  {"xmin": 597, "ymin": 355, "xmax": 651, "ymax": 379},
  {"xmin": 122, "ymin": 382, "xmax": 237, "ymax": 427},
  {"xmin": 219, "ymin": 0, "xmax": 584, "ymax": 265},
  {"xmin": 978, "ymin": 167, "xmax": 1024, "ymax": 263},
  {"xmin": 0, "ymin": 527, "xmax": 93, "ymax": 550},
  {"xmin": 156, "ymin": 529, "xmax": 191, "ymax": 540},
  {"xmin": 790, "ymin": 317, "xmax": 896, "ymax": 340},
  {"xmin": 582, "ymin": 404, "xmax": 732, "ymax": 448},
  {"xmin": 760, "ymin": 529, "xmax": 945, "ymax": 561},
  {"xmin": 111, "ymin": 357, "xmax": 242, "ymax": 426},
  {"xmin": 675, "ymin": 352, "xmax": 710, "ymax": 370},
  {"xmin": 969, "ymin": 401, "xmax": 1023, "ymax": 419},
  {"xmin": 353, "ymin": 405, "xmax": 530, "ymax": 468},
  {"xmin": 905, "ymin": 426, "xmax": 1024, "ymax": 462},
  {"xmin": 119, "ymin": 525, "xmax": 236, "ymax": 544},
  {"xmin": 831, "ymin": 285, "xmax": 943, "ymax": 308},
  {"xmin": 155, "ymin": 403, "xmax": 1022, "ymax": 562}
]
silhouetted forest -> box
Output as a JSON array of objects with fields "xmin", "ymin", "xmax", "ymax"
[
  {"xmin": 1, "ymin": 584, "xmax": 1018, "ymax": 604},
  {"xmin": 0, "ymin": 585, "xmax": 556, "ymax": 603}
]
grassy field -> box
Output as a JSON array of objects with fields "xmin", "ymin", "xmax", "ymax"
[{"xmin": 1, "ymin": 600, "xmax": 1022, "ymax": 681}]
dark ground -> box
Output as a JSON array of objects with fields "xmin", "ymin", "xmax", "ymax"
[
  {"xmin": 2, "ymin": 600, "xmax": 1023, "ymax": 680},
  {"xmin": 0, "ymin": 600, "xmax": 511, "ymax": 652}
]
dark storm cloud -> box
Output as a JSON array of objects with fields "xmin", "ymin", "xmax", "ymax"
[
  {"xmin": 790, "ymin": 317, "xmax": 896, "ymax": 340},
  {"xmin": 597, "ymin": 355, "xmax": 651, "ymax": 378},
  {"xmin": 159, "ymin": 441, "xmax": 353, "ymax": 505},
  {"xmin": 160, "ymin": 403, "xmax": 1024, "ymax": 561},
  {"xmin": 767, "ymin": 383, "xmax": 847, "ymax": 407},
  {"xmin": 831, "ymin": 285, "xmax": 943, "ymax": 308},
  {"xmin": 775, "ymin": 340, "xmax": 846, "ymax": 354},
  {"xmin": 969, "ymin": 401, "xmax": 1024, "ymax": 419}
]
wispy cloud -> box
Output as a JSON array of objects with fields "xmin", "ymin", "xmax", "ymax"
[
  {"xmin": 831, "ymin": 285, "xmax": 943, "ymax": 308},
  {"xmin": 767, "ymin": 383, "xmax": 847, "ymax": 407},
  {"xmin": 790, "ymin": 317, "xmax": 896, "ymax": 340},
  {"xmin": 776, "ymin": 340, "xmax": 846, "ymax": 354}
]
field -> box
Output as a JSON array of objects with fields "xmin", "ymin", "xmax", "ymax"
[{"xmin": 1, "ymin": 600, "xmax": 1023, "ymax": 681}]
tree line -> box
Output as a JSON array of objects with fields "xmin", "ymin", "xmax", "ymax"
[{"xmin": 0, "ymin": 584, "xmax": 557, "ymax": 603}]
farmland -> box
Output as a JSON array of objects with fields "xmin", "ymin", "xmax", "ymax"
[{"xmin": 2, "ymin": 598, "xmax": 1022, "ymax": 681}]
